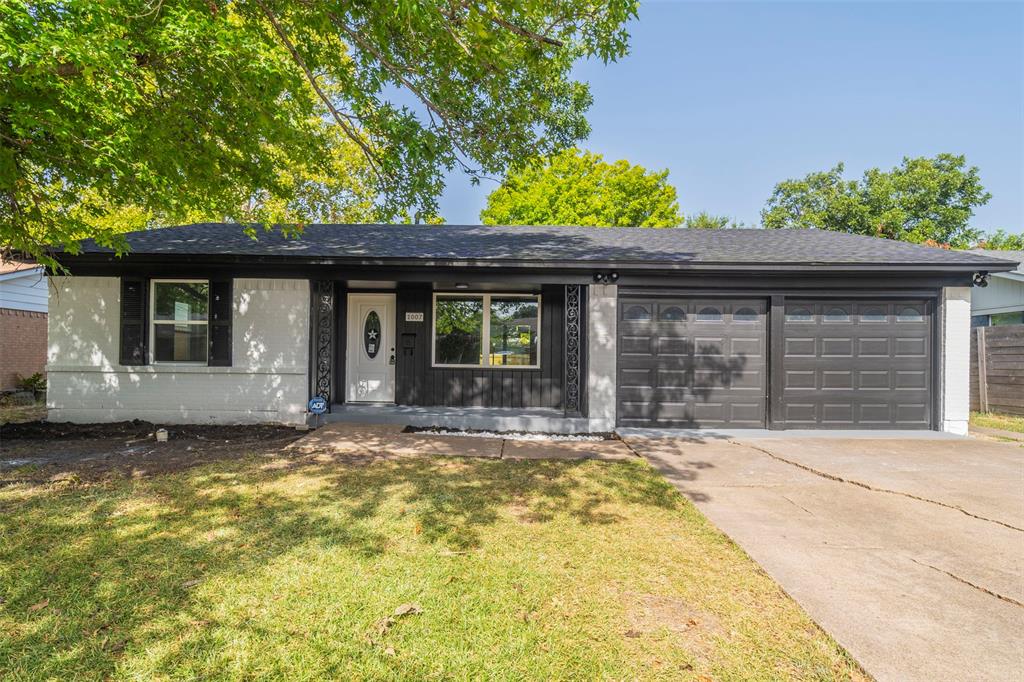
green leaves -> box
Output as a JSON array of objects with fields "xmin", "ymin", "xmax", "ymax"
[
  {"xmin": 975, "ymin": 229, "xmax": 1024, "ymax": 250},
  {"xmin": 480, "ymin": 148, "xmax": 681, "ymax": 227},
  {"xmin": 761, "ymin": 154, "xmax": 991, "ymax": 249},
  {"xmin": 1, "ymin": 0, "xmax": 638, "ymax": 266}
]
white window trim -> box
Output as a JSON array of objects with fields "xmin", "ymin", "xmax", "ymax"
[
  {"xmin": 150, "ymin": 279, "xmax": 210, "ymax": 365},
  {"xmin": 431, "ymin": 292, "xmax": 542, "ymax": 369}
]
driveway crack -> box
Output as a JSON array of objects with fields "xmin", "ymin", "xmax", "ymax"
[
  {"xmin": 733, "ymin": 440, "xmax": 1024, "ymax": 533},
  {"xmin": 910, "ymin": 558, "xmax": 1023, "ymax": 608}
]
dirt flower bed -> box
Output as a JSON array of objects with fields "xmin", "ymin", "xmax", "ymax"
[{"xmin": 0, "ymin": 420, "xmax": 305, "ymax": 483}]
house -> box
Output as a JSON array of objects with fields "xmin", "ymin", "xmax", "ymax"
[
  {"xmin": 47, "ymin": 223, "xmax": 1016, "ymax": 435},
  {"xmin": 967, "ymin": 249, "xmax": 1024, "ymax": 327},
  {"xmin": 0, "ymin": 260, "xmax": 48, "ymax": 390}
]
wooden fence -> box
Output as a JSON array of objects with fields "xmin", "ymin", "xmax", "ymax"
[{"xmin": 970, "ymin": 324, "xmax": 1024, "ymax": 416}]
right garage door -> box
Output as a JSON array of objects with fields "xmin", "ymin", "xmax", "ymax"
[{"xmin": 781, "ymin": 300, "xmax": 933, "ymax": 429}]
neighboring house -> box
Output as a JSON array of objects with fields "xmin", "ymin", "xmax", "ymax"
[
  {"xmin": 49, "ymin": 223, "xmax": 1015, "ymax": 435},
  {"xmin": 0, "ymin": 260, "xmax": 48, "ymax": 390},
  {"xmin": 967, "ymin": 249, "xmax": 1024, "ymax": 327}
]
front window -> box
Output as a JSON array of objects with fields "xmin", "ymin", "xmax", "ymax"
[
  {"xmin": 152, "ymin": 280, "xmax": 208, "ymax": 363},
  {"xmin": 433, "ymin": 293, "xmax": 540, "ymax": 368}
]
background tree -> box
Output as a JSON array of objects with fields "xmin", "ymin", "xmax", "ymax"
[
  {"xmin": 480, "ymin": 148, "xmax": 681, "ymax": 227},
  {"xmin": 683, "ymin": 212, "xmax": 748, "ymax": 229},
  {"xmin": 761, "ymin": 154, "xmax": 991, "ymax": 248},
  {"xmin": 2, "ymin": 0, "xmax": 638, "ymax": 266},
  {"xmin": 974, "ymin": 230, "xmax": 1024, "ymax": 251}
]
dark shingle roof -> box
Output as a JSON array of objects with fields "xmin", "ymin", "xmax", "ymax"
[{"xmin": 71, "ymin": 223, "xmax": 1016, "ymax": 270}]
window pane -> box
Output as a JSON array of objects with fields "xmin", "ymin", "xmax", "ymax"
[
  {"xmin": 624, "ymin": 305, "xmax": 652, "ymax": 321},
  {"xmin": 435, "ymin": 297, "xmax": 484, "ymax": 365},
  {"xmin": 860, "ymin": 307, "xmax": 886, "ymax": 322},
  {"xmin": 896, "ymin": 306, "xmax": 924, "ymax": 322},
  {"xmin": 696, "ymin": 306, "xmax": 722, "ymax": 322},
  {"xmin": 659, "ymin": 305, "xmax": 686, "ymax": 321},
  {"xmin": 823, "ymin": 306, "xmax": 850, "ymax": 322},
  {"xmin": 154, "ymin": 282, "xmax": 208, "ymax": 321},
  {"xmin": 786, "ymin": 307, "xmax": 813, "ymax": 322},
  {"xmin": 154, "ymin": 324, "xmax": 208, "ymax": 362},
  {"xmin": 489, "ymin": 297, "xmax": 539, "ymax": 366},
  {"xmin": 734, "ymin": 307, "xmax": 758, "ymax": 322},
  {"xmin": 991, "ymin": 311, "xmax": 1024, "ymax": 326}
]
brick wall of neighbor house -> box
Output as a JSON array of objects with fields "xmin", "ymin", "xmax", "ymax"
[
  {"xmin": 47, "ymin": 277, "xmax": 309, "ymax": 424},
  {"xmin": 0, "ymin": 307, "xmax": 48, "ymax": 390}
]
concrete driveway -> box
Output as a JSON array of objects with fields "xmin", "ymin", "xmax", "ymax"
[{"xmin": 624, "ymin": 433, "xmax": 1024, "ymax": 682}]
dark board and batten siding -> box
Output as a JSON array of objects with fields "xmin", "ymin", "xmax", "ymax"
[{"xmin": 395, "ymin": 285, "xmax": 566, "ymax": 409}]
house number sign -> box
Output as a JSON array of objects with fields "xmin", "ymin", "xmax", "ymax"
[{"xmin": 405, "ymin": 312, "xmax": 424, "ymax": 322}]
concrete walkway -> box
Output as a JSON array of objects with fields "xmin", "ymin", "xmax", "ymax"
[
  {"xmin": 627, "ymin": 434, "xmax": 1024, "ymax": 682},
  {"xmin": 289, "ymin": 423, "xmax": 636, "ymax": 461}
]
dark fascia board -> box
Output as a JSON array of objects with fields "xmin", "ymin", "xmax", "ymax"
[{"xmin": 54, "ymin": 251, "xmax": 1013, "ymax": 275}]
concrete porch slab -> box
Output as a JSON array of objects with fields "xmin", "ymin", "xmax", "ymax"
[
  {"xmin": 322, "ymin": 404, "xmax": 591, "ymax": 434},
  {"xmin": 288, "ymin": 422, "xmax": 638, "ymax": 462},
  {"xmin": 288, "ymin": 423, "xmax": 503, "ymax": 459}
]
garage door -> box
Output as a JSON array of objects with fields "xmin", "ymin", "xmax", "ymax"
[
  {"xmin": 781, "ymin": 300, "xmax": 932, "ymax": 429},
  {"xmin": 617, "ymin": 297, "xmax": 767, "ymax": 428}
]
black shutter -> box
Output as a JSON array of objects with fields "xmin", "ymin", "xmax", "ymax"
[
  {"xmin": 208, "ymin": 279, "xmax": 233, "ymax": 366},
  {"xmin": 119, "ymin": 278, "xmax": 148, "ymax": 365}
]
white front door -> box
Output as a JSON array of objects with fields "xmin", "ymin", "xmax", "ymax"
[{"xmin": 346, "ymin": 293, "xmax": 396, "ymax": 402}]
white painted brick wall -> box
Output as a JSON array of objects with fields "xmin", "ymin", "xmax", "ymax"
[
  {"xmin": 47, "ymin": 277, "xmax": 310, "ymax": 425},
  {"xmin": 587, "ymin": 284, "xmax": 617, "ymax": 432},
  {"xmin": 941, "ymin": 286, "xmax": 971, "ymax": 434}
]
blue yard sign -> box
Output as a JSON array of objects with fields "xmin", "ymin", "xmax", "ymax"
[{"xmin": 308, "ymin": 396, "xmax": 328, "ymax": 415}]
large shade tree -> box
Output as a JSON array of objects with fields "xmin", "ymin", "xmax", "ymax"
[
  {"xmin": 480, "ymin": 148, "xmax": 681, "ymax": 227},
  {"xmin": 761, "ymin": 154, "xmax": 991, "ymax": 248},
  {"xmin": 1, "ymin": 0, "xmax": 638, "ymax": 266}
]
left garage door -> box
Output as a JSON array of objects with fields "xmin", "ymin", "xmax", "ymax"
[{"xmin": 617, "ymin": 297, "xmax": 768, "ymax": 428}]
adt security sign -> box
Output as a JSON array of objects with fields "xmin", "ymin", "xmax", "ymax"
[{"xmin": 308, "ymin": 396, "xmax": 328, "ymax": 415}]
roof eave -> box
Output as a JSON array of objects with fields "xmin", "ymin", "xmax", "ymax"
[{"xmin": 54, "ymin": 251, "xmax": 1013, "ymax": 275}]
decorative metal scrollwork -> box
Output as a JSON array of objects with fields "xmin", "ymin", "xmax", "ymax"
[
  {"xmin": 565, "ymin": 284, "xmax": 582, "ymax": 415},
  {"xmin": 313, "ymin": 280, "xmax": 334, "ymax": 406}
]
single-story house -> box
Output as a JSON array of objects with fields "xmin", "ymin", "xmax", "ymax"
[
  {"xmin": 967, "ymin": 249, "xmax": 1024, "ymax": 327},
  {"xmin": 48, "ymin": 223, "xmax": 1016, "ymax": 435},
  {"xmin": 0, "ymin": 260, "xmax": 48, "ymax": 390}
]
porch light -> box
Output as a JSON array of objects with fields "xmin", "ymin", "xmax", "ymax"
[{"xmin": 455, "ymin": 282, "xmax": 470, "ymax": 289}]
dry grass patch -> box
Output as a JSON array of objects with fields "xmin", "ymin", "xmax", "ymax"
[{"xmin": 0, "ymin": 451, "xmax": 866, "ymax": 680}]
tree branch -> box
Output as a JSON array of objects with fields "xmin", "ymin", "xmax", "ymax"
[{"xmin": 255, "ymin": 0, "xmax": 384, "ymax": 182}]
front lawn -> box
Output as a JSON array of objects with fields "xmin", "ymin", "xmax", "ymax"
[
  {"xmin": 0, "ymin": 452, "xmax": 864, "ymax": 680},
  {"xmin": 970, "ymin": 411, "xmax": 1024, "ymax": 434}
]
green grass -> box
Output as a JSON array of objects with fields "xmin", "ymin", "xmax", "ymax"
[
  {"xmin": 0, "ymin": 453, "xmax": 865, "ymax": 680},
  {"xmin": 970, "ymin": 411, "xmax": 1024, "ymax": 434}
]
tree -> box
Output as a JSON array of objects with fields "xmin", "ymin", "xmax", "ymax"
[
  {"xmin": 1, "ymin": 1, "xmax": 638, "ymax": 266},
  {"xmin": 761, "ymin": 154, "xmax": 991, "ymax": 248},
  {"xmin": 683, "ymin": 212, "xmax": 748, "ymax": 229},
  {"xmin": 480, "ymin": 148, "xmax": 681, "ymax": 227},
  {"xmin": 974, "ymin": 230, "xmax": 1024, "ymax": 250}
]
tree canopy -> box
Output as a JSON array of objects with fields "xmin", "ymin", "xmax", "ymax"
[
  {"xmin": 480, "ymin": 148, "xmax": 681, "ymax": 227},
  {"xmin": 760, "ymin": 154, "xmax": 991, "ymax": 248},
  {"xmin": 683, "ymin": 212, "xmax": 747, "ymax": 229},
  {"xmin": 1, "ymin": 0, "xmax": 638, "ymax": 266},
  {"xmin": 974, "ymin": 230, "xmax": 1024, "ymax": 251}
]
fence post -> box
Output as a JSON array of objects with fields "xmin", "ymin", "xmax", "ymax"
[{"xmin": 976, "ymin": 326, "xmax": 988, "ymax": 413}]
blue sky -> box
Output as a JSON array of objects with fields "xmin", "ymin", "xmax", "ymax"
[{"xmin": 437, "ymin": 0, "xmax": 1024, "ymax": 234}]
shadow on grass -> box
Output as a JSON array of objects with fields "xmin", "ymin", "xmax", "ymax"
[{"xmin": 0, "ymin": 453, "xmax": 681, "ymax": 678}]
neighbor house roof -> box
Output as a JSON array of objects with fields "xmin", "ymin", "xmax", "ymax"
[
  {"xmin": 64, "ymin": 223, "xmax": 1016, "ymax": 273},
  {"xmin": 968, "ymin": 249, "xmax": 1024, "ymax": 282}
]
